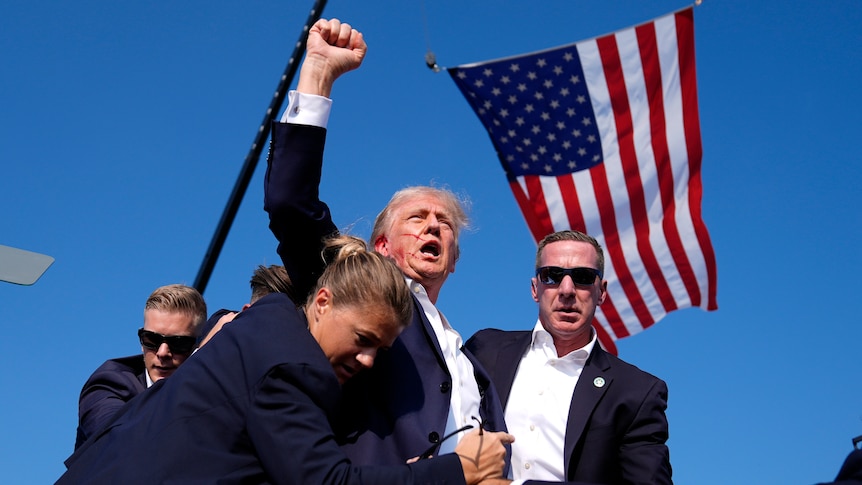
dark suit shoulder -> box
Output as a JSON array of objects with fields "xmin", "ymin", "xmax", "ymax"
[
  {"xmin": 597, "ymin": 348, "xmax": 666, "ymax": 388},
  {"xmin": 465, "ymin": 328, "xmax": 531, "ymax": 360},
  {"xmin": 87, "ymin": 355, "xmax": 146, "ymax": 385},
  {"xmin": 466, "ymin": 328, "xmax": 530, "ymax": 348},
  {"xmin": 198, "ymin": 308, "xmax": 238, "ymax": 344}
]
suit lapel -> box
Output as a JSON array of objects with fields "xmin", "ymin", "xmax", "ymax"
[
  {"xmin": 563, "ymin": 346, "xmax": 612, "ymax": 473},
  {"xmin": 492, "ymin": 332, "xmax": 531, "ymax": 408},
  {"xmin": 411, "ymin": 295, "xmax": 449, "ymax": 372}
]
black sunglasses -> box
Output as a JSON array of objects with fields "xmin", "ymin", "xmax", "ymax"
[
  {"xmin": 536, "ymin": 266, "xmax": 602, "ymax": 286},
  {"xmin": 138, "ymin": 328, "xmax": 196, "ymax": 355}
]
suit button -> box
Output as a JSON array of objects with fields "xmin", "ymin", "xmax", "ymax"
[
  {"xmin": 439, "ymin": 381, "xmax": 451, "ymax": 393},
  {"xmin": 428, "ymin": 432, "xmax": 440, "ymax": 443}
]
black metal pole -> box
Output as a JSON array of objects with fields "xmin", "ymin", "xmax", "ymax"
[{"xmin": 194, "ymin": 0, "xmax": 328, "ymax": 293}]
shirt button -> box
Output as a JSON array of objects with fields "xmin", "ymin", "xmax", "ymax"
[
  {"xmin": 529, "ymin": 424, "xmax": 535, "ymax": 431},
  {"xmin": 524, "ymin": 463, "xmax": 531, "ymax": 470}
]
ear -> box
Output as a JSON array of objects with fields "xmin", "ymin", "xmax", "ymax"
[
  {"xmin": 597, "ymin": 280, "xmax": 608, "ymax": 305},
  {"xmin": 374, "ymin": 235, "xmax": 389, "ymax": 256},
  {"xmin": 531, "ymin": 277, "xmax": 539, "ymax": 303},
  {"xmin": 241, "ymin": 303, "xmax": 252, "ymax": 311},
  {"xmin": 312, "ymin": 287, "xmax": 333, "ymax": 317}
]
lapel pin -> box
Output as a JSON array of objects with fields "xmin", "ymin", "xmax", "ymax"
[{"xmin": 593, "ymin": 377, "xmax": 606, "ymax": 388}]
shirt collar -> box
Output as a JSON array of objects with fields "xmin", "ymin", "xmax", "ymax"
[
  {"xmin": 405, "ymin": 277, "xmax": 448, "ymax": 328},
  {"xmin": 530, "ymin": 320, "xmax": 597, "ymax": 362}
]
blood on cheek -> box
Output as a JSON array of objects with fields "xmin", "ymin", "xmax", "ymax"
[{"xmin": 393, "ymin": 233, "xmax": 426, "ymax": 259}]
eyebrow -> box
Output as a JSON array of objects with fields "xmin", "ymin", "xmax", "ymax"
[{"xmin": 361, "ymin": 327, "xmax": 397, "ymax": 351}]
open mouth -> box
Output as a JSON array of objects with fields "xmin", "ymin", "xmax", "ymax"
[{"xmin": 420, "ymin": 241, "xmax": 440, "ymax": 257}]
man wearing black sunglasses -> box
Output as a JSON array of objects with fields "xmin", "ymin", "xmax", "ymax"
[
  {"xmin": 74, "ymin": 284, "xmax": 206, "ymax": 450},
  {"xmin": 466, "ymin": 230, "xmax": 672, "ymax": 484}
]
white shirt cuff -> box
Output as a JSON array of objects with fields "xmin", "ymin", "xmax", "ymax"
[{"xmin": 280, "ymin": 91, "xmax": 332, "ymax": 128}]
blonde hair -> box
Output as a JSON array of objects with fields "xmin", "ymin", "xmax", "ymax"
[
  {"xmin": 144, "ymin": 284, "xmax": 208, "ymax": 335},
  {"xmin": 311, "ymin": 235, "xmax": 413, "ymax": 326}
]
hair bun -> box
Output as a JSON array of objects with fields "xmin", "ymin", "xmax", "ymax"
[{"xmin": 320, "ymin": 234, "xmax": 368, "ymax": 266}]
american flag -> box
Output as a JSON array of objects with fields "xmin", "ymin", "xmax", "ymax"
[{"xmin": 448, "ymin": 7, "xmax": 717, "ymax": 354}]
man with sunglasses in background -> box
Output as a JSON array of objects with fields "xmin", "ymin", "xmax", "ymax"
[
  {"xmin": 466, "ymin": 230, "xmax": 672, "ymax": 484},
  {"xmin": 74, "ymin": 284, "xmax": 206, "ymax": 450}
]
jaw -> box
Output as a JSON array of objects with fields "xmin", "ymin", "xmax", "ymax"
[{"xmin": 408, "ymin": 257, "xmax": 450, "ymax": 285}]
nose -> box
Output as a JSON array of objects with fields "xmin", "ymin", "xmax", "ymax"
[
  {"xmin": 356, "ymin": 349, "xmax": 377, "ymax": 369},
  {"xmin": 558, "ymin": 275, "xmax": 577, "ymax": 296},
  {"xmin": 156, "ymin": 342, "xmax": 172, "ymax": 358},
  {"xmin": 424, "ymin": 215, "xmax": 441, "ymax": 235}
]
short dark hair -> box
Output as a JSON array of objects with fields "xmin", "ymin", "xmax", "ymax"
[
  {"xmin": 249, "ymin": 265, "xmax": 293, "ymax": 303},
  {"xmin": 535, "ymin": 230, "xmax": 605, "ymax": 274}
]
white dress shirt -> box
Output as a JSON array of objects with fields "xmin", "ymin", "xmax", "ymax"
[
  {"xmin": 506, "ymin": 320, "xmax": 596, "ymax": 482},
  {"xmin": 280, "ymin": 90, "xmax": 331, "ymax": 127},
  {"xmin": 408, "ymin": 278, "xmax": 482, "ymax": 455}
]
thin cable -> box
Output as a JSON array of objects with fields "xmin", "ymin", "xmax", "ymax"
[{"xmin": 420, "ymin": 0, "xmax": 442, "ymax": 72}]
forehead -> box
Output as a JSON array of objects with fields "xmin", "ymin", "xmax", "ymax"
[
  {"xmin": 338, "ymin": 305, "xmax": 404, "ymax": 345},
  {"xmin": 539, "ymin": 240, "xmax": 599, "ymax": 268},
  {"xmin": 393, "ymin": 193, "xmax": 453, "ymax": 218},
  {"xmin": 143, "ymin": 309, "xmax": 196, "ymax": 335}
]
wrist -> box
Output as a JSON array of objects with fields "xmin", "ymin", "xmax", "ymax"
[{"xmin": 296, "ymin": 58, "xmax": 335, "ymax": 98}]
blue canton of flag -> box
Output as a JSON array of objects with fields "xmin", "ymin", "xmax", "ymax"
[{"xmin": 451, "ymin": 49, "xmax": 604, "ymax": 178}]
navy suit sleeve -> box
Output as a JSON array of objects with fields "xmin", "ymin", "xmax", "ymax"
[
  {"xmin": 616, "ymin": 378, "xmax": 671, "ymax": 485},
  {"xmin": 248, "ymin": 363, "xmax": 466, "ymax": 484},
  {"xmin": 264, "ymin": 121, "xmax": 338, "ymax": 301},
  {"xmin": 76, "ymin": 360, "xmax": 145, "ymax": 449}
]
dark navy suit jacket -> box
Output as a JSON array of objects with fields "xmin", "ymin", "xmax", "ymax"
[
  {"xmin": 817, "ymin": 448, "xmax": 862, "ymax": 485},
  {"xmin": 74, "ymin": 354, "xmax": 146, "ymax": 450},
  {"xmin": 466, "ymin": 329, "xmax": 672, "ymax": 485},
  {"xmin": 264, "ymin": 121, "xmax": 508, "ymax": 465},
  {"xmin": 59, "ymin": 294, "xmax": 465, "ymax": 484}
]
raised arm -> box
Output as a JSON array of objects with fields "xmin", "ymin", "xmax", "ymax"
[{"xmin": 264, "ymin": 19, "xmax": 367, "ymax": 301}]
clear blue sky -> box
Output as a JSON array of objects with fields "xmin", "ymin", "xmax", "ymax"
[{"xmin": 3, "ymin": 1, "xmax": 861, "ymax": 483}]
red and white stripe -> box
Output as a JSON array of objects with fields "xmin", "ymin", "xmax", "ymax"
[{"xmin": 509, "ymin": 8, "xmax": 717, "ymax": 354}]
